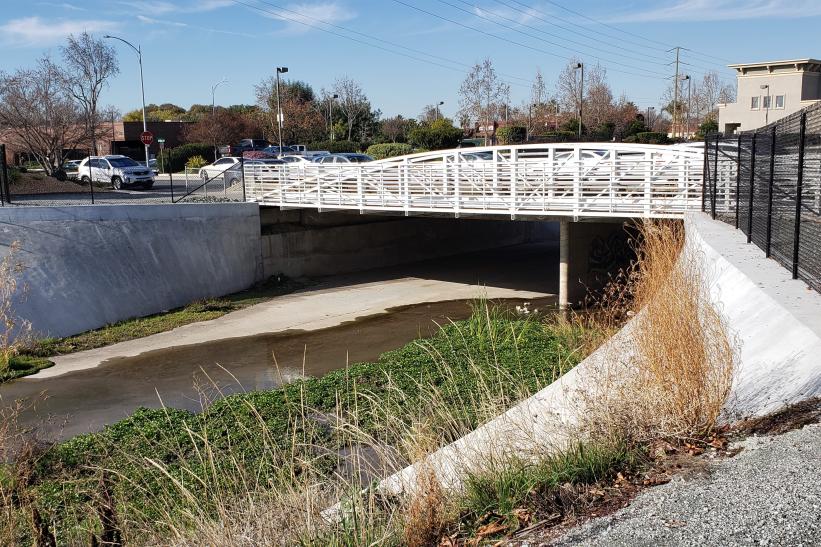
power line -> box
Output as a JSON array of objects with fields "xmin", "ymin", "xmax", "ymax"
[
  {"xmin": 392, "ymin": 0, "xmax": 663, "ymax": 80},
  {"xmin": 492, "ymin": 0, "xmax": 725, "ymax": 76},
  {"xmin": 228, "ymin": 0, "xmax": 534, "ymax": 89},
  {"xmin": 539, "ymin": 0, "xmax": 734, "ymax": 65},
  {"xmin": 447, "ymin": 0, "xmax": 670, "ymax": 76}
]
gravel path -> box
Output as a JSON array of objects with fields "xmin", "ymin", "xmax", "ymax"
[{"xmin": 553, "ymin": 424, "xmax": 821, "ymax": 546}]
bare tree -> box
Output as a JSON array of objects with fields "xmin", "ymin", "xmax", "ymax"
[
  {"xmin": 458, "ymin": 58, "xmax": 510, "ymax": 144},
  {"xmin": 382, "ymin": 115, "xmax": 413, "ymax": 142},
  {"xmin": 556, "ymin": 59, "xmax": 611, "ymax": 131},
  {"xmin": 61, "ymin": 32, "xmax": 118, "ymax": 157},
  {"xmin": 333, "ymin": 76, "xmax": 368, "ymax": 141},
  {"xmin": 0, "ymin": 58, "xmax": 85, "ymax": 174}
]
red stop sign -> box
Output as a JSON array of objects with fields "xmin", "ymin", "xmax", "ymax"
[{"xmin": 140, "ymin": 131, "xmax": 153, "ymax": 145}]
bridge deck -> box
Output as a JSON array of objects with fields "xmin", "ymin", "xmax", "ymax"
[{"xmin": 243, "ymin": 143, "xmax": 704, "ymax": 219}]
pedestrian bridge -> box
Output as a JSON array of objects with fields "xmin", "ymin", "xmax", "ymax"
[{"xmin": 243, "ymin": 143, "xmax": 704, "ymax": 219}]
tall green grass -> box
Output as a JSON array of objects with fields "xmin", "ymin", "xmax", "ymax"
[{"xmin": 1, "ymin": 300, "xmax": 601, "ymax": 545}]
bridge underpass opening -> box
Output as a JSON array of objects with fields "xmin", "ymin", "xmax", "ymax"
[{"xmin": 258, "ymin": 207, "xmax": 635, "ymax": 310}]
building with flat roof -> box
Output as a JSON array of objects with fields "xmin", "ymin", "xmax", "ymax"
[{"xmin": 717, "ymin": 59, "xmax": 821, "ymax": 134}]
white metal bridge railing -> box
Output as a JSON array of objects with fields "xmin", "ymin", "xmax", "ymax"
[{"xmin": 242, "ymin": 143, "xmax": 705, "ymax": 219}]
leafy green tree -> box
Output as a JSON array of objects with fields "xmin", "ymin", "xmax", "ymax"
[
  {"xmin": 408, "ymin": 118, "xmax": 463, "ymax": 150},
  {"xmin": 695, "ymin": 116, "xmax": 719, "ymax": 140}
]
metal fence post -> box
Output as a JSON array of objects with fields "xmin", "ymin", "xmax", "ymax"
[
  {"xmin": 702, "ymin": 136, "xmax": 709, "ymax": 212},
  {"xmin": 747, "ymin": 133, "xmax": 757, "ymax": 243},
  {"xmin": 712, "ymin": 136, "xmax": 719, "ymax": 219},
  {"xmin": 735, "ymin": 134, "xmax": 742, "ymax": 229},
  {"xmin": 169, "ymin": 165, "xmax": 174, "ymax": 203},
  {"xmin": 240, "ymin": 156, "xmax": 246, "ymax": 202},
  {"xmin": 88, "ymin": 147, "xmax": 95, "ymax": 205},
  {"xmin": 765, "ymin": 126, "xmax": 777, "ymax": 257},
  {"xmin": 792, "ymin": 112, "xmax": 807, "ymax": 279},
  {"xmin": 0, "ymin": 144, "xmax": 7, "ymax": 205}
]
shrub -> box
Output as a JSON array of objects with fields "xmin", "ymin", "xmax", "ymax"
[
  {"xmin": 365, "ymin": 143, "xmax": 414, "ymax": 160},
  {"xmin": 496, "ymin": 126, "xmax": 527, "ymax": 145},
  {"xmin": 623, "ymin": 132, "xmax": 670, "ymax": 145},
  {"xmin": 185, "ymin": 155, "xmax": 208, "ymax": 169},
  {"xmin": 408, "ymin": 119, "xmax": 463, "ymax": 150},
  {"xmin": 306, "ymin": 140, "xmax": 360, "ymax": 153},
  {"xmin": 162, "ymin": 143, "xmax": 214, "ymax": 173},
  {"xmin": 531, "ymin": 131, "xmax": 578, "ymax": 143}
]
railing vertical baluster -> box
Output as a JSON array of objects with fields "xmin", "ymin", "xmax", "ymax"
[
  {"xmin": 712, "ymin": 136, "xmax": 719, "ymax": 219},
  {"xmin": 765, "ymin": 126, "xmax": 777, "ymax": 257},
  {"xmin": 792, "ymin": 112, "xmax": 807, "ymax": 279},
  {"xmin": 454, "ymin": 153, "xmax": 460, "ymax": 217},
  {"xmin": 735, "ymin": 134, "xmax": 742, "ymax": 229},
  {"xmin": 747, "ymin": 133, "xmax": 757, "ymax": 243}
]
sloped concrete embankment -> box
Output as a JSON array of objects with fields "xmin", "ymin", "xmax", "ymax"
[
  {"xmin": 0, "ymin": 203, "xmax": 261, "ymax": 339},
  {"xmin": 372, "ymin": 212, "xmax": 821, "ymax": 497}
]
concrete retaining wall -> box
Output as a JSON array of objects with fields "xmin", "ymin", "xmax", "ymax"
[
  {"xmin": 0, "ymin": 204, "xmax": 261, "ymax": 339},
  {"xmin": 260, "ymin": 216, "xmax": 557, "ymax": 278},
  {"xmin": 365, "ymin": 212, "xmax": 821, "ymax": 500}
]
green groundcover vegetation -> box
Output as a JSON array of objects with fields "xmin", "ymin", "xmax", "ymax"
[
  {"xmin": 4, "ymin": 306, "xmax": 595, "ymax": 543},
  {"xmin": 0, "ymin": 355, "xmax": 54, "ymax": 382}
]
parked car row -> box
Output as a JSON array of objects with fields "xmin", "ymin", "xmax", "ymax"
[{"xmin": 196, "ymin": 153, "xmax": 375, "ymax": 183}]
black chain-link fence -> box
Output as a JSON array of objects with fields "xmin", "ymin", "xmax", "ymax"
[
  {"xmin": 0, "ymin": 146, "xmax": 245, "ymax": 207},
  {"xmin": 704, "ymin": 102, "xmax": 821, "ymax": 293}
]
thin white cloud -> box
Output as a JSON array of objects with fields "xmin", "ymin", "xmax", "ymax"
[
  {"xmin": 118, "ymin": 0, "xmax": 233, "ymax": 14},
  {"xmin": 0, "ymin": 16, "xmax": 119, "ymax": 47},
  {"xmin": 472, "ymin": 3, "xmax": 539, "ymax": 25},
  {"xmin": 612, "ymin": 0, "xmax": 821, "ymax": 22},
  {"xmin": 263, "ymin": 2, "xmax": 356, "ymax": 34},
  {"xmin": 38, "ymin": 2, "xmax": 87, "ymax": 10},
  {"xmin": 136, "ymin": 13, "xmax": 256, "ymax": 37}
]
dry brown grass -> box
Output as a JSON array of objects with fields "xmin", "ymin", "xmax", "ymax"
[
  {"xmin": 0, "ymin": 241, "xmax": 30, "ymax": 375},
  {"xmin": 585, "ymin": 220, "xmax": 737, "ymax": 443}
]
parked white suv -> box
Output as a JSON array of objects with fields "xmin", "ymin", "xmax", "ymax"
[{"xmin": 77, "ymin": 155, "xmax": 155, "ymax": 189}]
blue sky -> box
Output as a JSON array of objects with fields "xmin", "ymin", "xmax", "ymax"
[{"xmin": 1, "ymin": 1, "xmax": 820, "ymax": 118}]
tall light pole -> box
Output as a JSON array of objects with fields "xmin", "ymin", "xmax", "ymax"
[
  {"xmin": 760, "ymin": 84, "xmax": 770, "ymax": 125},
  {"xmin": 436, "ymin": 101, "xmax": 444, "ymax": 121},
  {"xmin": 646, "ymin": 106, "xmax": 655, "ymax": 131},
  {"xmin": 211, "ymin": 78, "xmax": 228, "ymax": 161},
  {"xmin": 275, "ymin": 66, "xmax": 288, "ymax": 151},
  {"xmin": 683, "ymin": 75, "xmax": 691, "ymax": 139},
  {"xmin": 105, "ymin": 35, "xmax": 149, "ymax": 167},
  {"xmin": 328, "ymin": 93, "xmax": 338, "ymax": 140},
  {"xmin": 575, "ymin": 62, "xmax": 584, "ymax": 139}
]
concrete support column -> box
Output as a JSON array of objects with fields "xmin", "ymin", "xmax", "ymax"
[{"xmin": 559, "ymin": 219, "xmax": 569, "ymax": 311}]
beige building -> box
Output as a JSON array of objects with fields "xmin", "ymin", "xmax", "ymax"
[{"xmin": 717, "ymin": 59, "xmax": 821, "ymax": 134}]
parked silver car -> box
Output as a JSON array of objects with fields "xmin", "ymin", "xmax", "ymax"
[{"xmin": 76, "ymin": 155, "xmax": 155, "ymax": 189}]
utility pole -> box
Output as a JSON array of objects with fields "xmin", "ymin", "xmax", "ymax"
[{"xmin": 670, "ymin": 47, "xmax": 682, "ymax": 139}]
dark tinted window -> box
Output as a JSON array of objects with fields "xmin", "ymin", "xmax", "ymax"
[{"xmin": 108, "ymin": 157, "xmax": 140, "ymax": 168}]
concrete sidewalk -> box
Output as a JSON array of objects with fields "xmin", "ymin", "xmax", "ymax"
[{"xmin": 31, "ymin": 244, "xmax": 556, "ymax": 379}]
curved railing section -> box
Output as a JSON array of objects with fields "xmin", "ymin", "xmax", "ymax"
[{"xmin": 243, "ymin": 143, "xmax": 704, "ymax": 219}]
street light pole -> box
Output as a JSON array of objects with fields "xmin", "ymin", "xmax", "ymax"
[
  {"xmin": 575, "ymin": 62, "xmax": 584, "ymax": 139},
  {"xmin": 436, "ymin": 101, "xmax": 444, "ymax": 121},
  {"xmin": 211, "ymin": 78, "xmax": 228, "ymax": 161},
  {"xmin": 646, "ymin": 106, "xmax": 655, "ymax": 131},
  {"xmin": 105, "ymin": 35, "xmax": 149, "ymax": 167},
  {"xmin": 275, "ymin": 66, "xmax": 288, "ymax": 151},
  {"xmin": 685, "ymin": 75, "xmax": 692, "ymax": 140},
  {"xmin": 329, "ymin": 93, "xmax": 338, "ymax": 141},
  {"xmin": 760, "ymin": 84, "xmax": 770, "ymax": 125}
]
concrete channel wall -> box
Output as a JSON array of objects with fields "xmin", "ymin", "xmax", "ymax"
[
  {"xmin": 0, "ymin": 204, "xmax": 261, "ymax": 339},
  {"xmin": 366, "ymin": 212, "xmax": 821, "ymax": 500}
]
